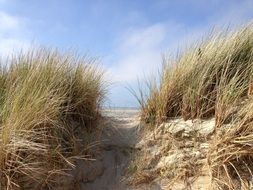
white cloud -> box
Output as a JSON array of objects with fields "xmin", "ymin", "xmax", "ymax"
[
  {"xmin": 106, "ymin": 2, "xmax": 253, "ymax": 106},
  {"xmin": 107, "ymin": 22, "xmax": 185, "ymax": 83},
  {"xmin": 0, "ymin": 11, "xmax": 30, "ymax": 57},
  {"xmin": 107, "ymin": 0, "xmax": 253, "ymax": 86},
  {"xmin": 0, "ymin": 11, "xmax": 20, "ymax": 32},
  {"xmin": 0, "ymin": 38, "xmax": 29, "ymax": 58}
]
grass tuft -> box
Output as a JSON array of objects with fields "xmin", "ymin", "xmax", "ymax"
[
  {"xmin": 0, "ymin": 48, "xmax": 106, "ymax": 189},
  {"xmin": 140, "ymin": 24, "xmax": 253, "ymax": 189},
  {"xmin": 141, "ymin": 25, "xmax": 253, "ymax": 124}
]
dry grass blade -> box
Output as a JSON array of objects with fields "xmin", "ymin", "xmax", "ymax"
[
  {"xmin": 0, "ymin": 48, "xmax": 106, "ymax": 189},
  {"xmin": 138, "ymin": 23, "xmax": 253, "ymax": 189}
]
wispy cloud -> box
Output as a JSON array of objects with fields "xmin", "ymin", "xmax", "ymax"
[
  {"xmin": 107, "ymin": 1, "xmax": 253, "ymax": 85},
  {"xmin": 105, "ymin": 1, "xmax": 253, "ymax": 106},
  {"xmin": 104, "ymin": 21, "xmax": 186, "ymax": 107},
  {"xmin": 0, "ymin": 11, "xmax": 30, "ymax": 58},
  {"xmin": 106, "ymin": 22, "xmax": 210, "ymax": 86},
  {"xmin": 0, "ymin": 11, "xmax": 20, "ymax": 32},
  {"xmin": 0, "ymin": 38, "xmax": 30, "ymax": 58},
  {"xmin": 107, "ymin": 22, "xmax": 183, "ymax": 83}
]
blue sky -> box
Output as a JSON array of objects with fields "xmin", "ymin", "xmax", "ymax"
[{"xmin": 0, "ymin": 0, "xmax": 253, "ymax": 107}]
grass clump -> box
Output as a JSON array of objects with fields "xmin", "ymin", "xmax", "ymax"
[
  {"xmin": 140, "ymin": 24, "xmax": 253, "ymax": 189},
  {"xmin": 0, "ymin": 48, "xmax": 105, "ymax": 189},
  {"xmin": 208, "ymin": 98, "xmax": 253, "ymax": 189},
  {"xmin": 142, "ymin": 25, "xmax": 253, "ymax": 125}
]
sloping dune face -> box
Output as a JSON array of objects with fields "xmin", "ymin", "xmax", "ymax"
[
  {"xmin": 139, "ymin": 25, "xmax": 253, "ymax": 189},
  {"xmin": 0, "ymin": 49, "xmax": 105, "ymax": 189}
]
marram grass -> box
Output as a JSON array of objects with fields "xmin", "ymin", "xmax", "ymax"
[
  {"xmin": 0, "ymin": 49, "xmax": 105, "ymax": 189},
  {"xmin": 141, "ymin": 24, "xmax": 253, "ymax": 189},
  {"xmin": 142, "ymin": 25, "xmax": 253, "ymax": 124}
]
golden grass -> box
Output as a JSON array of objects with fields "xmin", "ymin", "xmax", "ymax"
[
  {"xmin": 208, "ymin": 98, "xmax": 253, "ymax": 189},
  {"xmin": 142, "ymin": 25, "xmax": 253, "ymax": 124},
  {"xmin": 0, "ymin": 48, "xmax": 106, "ymax": 189},
  {"xmin": 140, "ymin": 24, "xmax": 253, "ymax": 189}
]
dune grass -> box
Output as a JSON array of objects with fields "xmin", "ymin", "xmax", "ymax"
[
  {"xmin": 140, "ymin": 24, "xmax": 253, "ymax": 189},
  {"xmin": 0, "ymin": 49, "xmax": 105, "ymax": 189},
  {"xmin": 142, "ymin": 26, "xmax": 253, "ymax": 124}
]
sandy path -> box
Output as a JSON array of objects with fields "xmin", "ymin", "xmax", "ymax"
[{"xmin": 81, "ymin": 109, "xmax": 140, "ymax": 190}]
